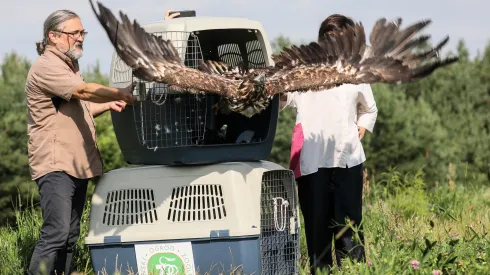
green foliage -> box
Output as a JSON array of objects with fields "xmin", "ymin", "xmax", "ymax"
[
  {"xmin": 372, "ymin": 168, "xmax": 431, "ymax": 218},
  {"xmin": 0, "ymin": 52, "xmax": 38, "ymax": 225},
  {"xmin": 0, "ymin": 195, "xmax": 92, "ymax": 275},
  {"xmin": 361, "ymin": 83, "xmax": 451, "ymax": 185},
  {"xmin": 0, "ymin": 228, "xmax": 22, "ymax": 273},
  {"xmin": 266, "ymin": 34, "xmax": 296, "ymax": 168},
  {"xmin": 1, "ymin": 170, "xmax": 488, "ymax": 275},
  {"xmin": 357, "ymin": 39, "xmax": 490, "ymax": 187},
  {"xmin": 0, "ymin": 33, "xmax": 489, "ymax": 274},
  {"xmin": 320, "ymin": 169, "xmax": 490, "ymax": 275},
  {"xmin": 267, "ymin": 107, "xmax": 296, "ymax": 168},
  {"xmin": 270, "ymin": 34, "xmax": 293, "ymax": 54},
  {"xmin": 393, "ymin": 39, "xmax": 490, "ymax": 185},
  {"xmin": 71, "ymin": 199, "xmax": 93, "ymax": 274}
]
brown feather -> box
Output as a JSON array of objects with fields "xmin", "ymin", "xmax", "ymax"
[
  {"xmin": 91, "ymin": 0, "xmax": 458, "ymax": 117},
  {"xmin": 90, "ymin": 0, "xmax": 240, "ymax": 98},
  {"xmin": 267, "ymin": 19, "xmax": 457, "ymax": 94}
]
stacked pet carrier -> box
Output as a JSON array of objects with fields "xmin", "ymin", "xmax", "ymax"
[{"xmin": 85, "ymin": 15, "xmax": 301, "ymax": 275}]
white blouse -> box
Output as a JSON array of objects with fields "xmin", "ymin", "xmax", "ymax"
[{"xmin": 280, "ymin": 84, "xmax": 378, "ymax": 178}]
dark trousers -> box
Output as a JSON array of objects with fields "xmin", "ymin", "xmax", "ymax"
[
  {"xmin": 28, "ymin": 171, "xmax": 88, "ymax": 275},
  {"xmin": 297, "ymin": 164, "xmax": 365, "ymax": 274}
]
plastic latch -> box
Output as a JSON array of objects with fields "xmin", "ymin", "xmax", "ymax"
[
  {"xmin": 210, "ymin": 230, "xmax": 230, "ymax": 240},
  {"xmin": 133, "ymin": 82, "xmax": 147, "ymax": 101},
  {"xmin": 103, "ymin": 235, "xmax": 122, "ymax": 244}
]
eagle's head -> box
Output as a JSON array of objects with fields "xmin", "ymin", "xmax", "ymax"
[
  {"xmin": 220, "ymin": 72, "xmax": 270, "ymax": 118},
  {"xmin": 252, "ymin": 73, "xmax": 266, "ymax": 91}
]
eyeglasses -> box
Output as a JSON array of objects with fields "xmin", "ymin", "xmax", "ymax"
[{"xmin": 54, "ymin": 30, "xmax": 88, "ymax": 39}]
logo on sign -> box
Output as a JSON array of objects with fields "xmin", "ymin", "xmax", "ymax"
[
  {"xmin": 135, "ymin": 242, "xmax": 195, "ymax": 275},
  {"xmin": 149, "ymin": 253, "xmax": 185, "ymax": 275}
]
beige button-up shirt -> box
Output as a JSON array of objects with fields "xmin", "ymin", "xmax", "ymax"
[{"xmin": 25, "ymin": 45, "xmax": 103, "ymax": 180}]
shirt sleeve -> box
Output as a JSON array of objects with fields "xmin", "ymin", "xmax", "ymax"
[
  {"xmin": 356, "ymin": 84, "xmax": 378, "ymax": 133},
  {"xmin": 279, "ymin": 92, "xmax": 297, "ymax": 111},
  {"xmin": 33, "ymin": 62, "xmax": 84, "ymax": 101}
]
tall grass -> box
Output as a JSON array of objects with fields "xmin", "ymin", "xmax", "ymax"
[
  {"xmin": 0, "ymin": 193, "xmax": 92, "ymax": 275},
  {"xmin": 324, "ymin": 168, "xmax": 490, "ymax": 275},
  {"xmin": 1, "ymin": 168, "xmax": 489, "ymax": 274}
]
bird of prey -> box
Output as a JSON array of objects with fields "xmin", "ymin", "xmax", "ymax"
[{"xmin": 89, "ymin": 0, "xmax": 458, "ymax": 118}]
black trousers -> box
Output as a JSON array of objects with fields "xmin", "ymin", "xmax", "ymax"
[
  {"xmin": 28, "ymin": 171, "xmax": 88, "ymax": 275},
  {"xmin": 297, "ymin": 164, "xmax": 365, "ymax": 274}
]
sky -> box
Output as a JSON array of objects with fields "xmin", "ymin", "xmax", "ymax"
[{"xmin": 1, "ymin": 0, "xmax": 488, "ymax": 74}]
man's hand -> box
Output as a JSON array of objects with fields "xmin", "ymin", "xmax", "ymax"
[
  {"xmin": 108, "ymin": 100, "xmax": 127, "ymax": 112},
  {"xmin": 118, "ymin": 82, "xmax": 136, "ymax": 104},
  {"xmin": 165, "ymin": 10, "xmax": 180, "ymax": 20}
]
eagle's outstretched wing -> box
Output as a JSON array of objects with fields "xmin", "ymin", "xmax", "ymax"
[
  {"xmin": 89, "ymin": 0, "xmax": 245, "ymax": 97},
  {"xmin": 265, "ymin": 19, "xmax": 458, "ymax": 95},
  {"xmin": 90, "ymin": 0, "xmax": 457, "ymax": 117}
]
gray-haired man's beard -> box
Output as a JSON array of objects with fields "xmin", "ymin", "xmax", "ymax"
[{"xmin": 66, "ymin": 43, "xmax": 84, "ymax": 60}]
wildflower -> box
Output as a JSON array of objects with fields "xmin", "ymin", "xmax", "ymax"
[
  {"xmin": 432, "ymin": 270, "xmax": 442, "ymax": 275},
  {"xmin": 367, "ymin": 260, "xmax": 373, "ymax": 267},
  {"xmin": 410, "ymin": 260, "xmax": 420, "ymax": 270}
]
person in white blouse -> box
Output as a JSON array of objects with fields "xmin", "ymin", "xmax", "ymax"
[{"xmin": 280, "ymin": 14, "xmax": 378, "ymax": 273}]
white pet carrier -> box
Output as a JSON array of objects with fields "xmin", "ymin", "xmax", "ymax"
[{"xmin": 85, "ymin": 15, "xmax": 301, "ymax": 275}]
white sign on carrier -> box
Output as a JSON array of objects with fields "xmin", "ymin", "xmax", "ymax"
[{"xmin": 134, "ymin": 241, "xmax": 196, "ymax": 275}]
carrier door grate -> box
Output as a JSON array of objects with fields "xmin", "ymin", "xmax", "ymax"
[
  {"xmin": 102, "ymin": 189, "xmax": 158, "ymax": 226},
  {"xmin": 260, "ymin": 170, "xmax": 300, "ymax": 275},
  {"xmin": 167, "ymin": 184, "xmax": 227, "ymax": 222},
  {"xmin": 131, "ymin": 31, "xmax": 210, "ymax": 150}
]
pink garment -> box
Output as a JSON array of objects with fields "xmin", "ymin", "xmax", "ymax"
[{"xmin": 289, "ymin": 123, "xmax": 304, "ymax": 179}]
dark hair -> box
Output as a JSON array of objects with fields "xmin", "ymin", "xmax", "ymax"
[
  {"xmin": 318, "ymin": 14, "xmax": 355, "ymax": 41},
  {"xmin": 36, "ymin": 10, "xmax": 79, "ymax": 55}
]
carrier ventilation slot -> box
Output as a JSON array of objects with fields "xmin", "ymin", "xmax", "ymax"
[
  {"xmin": 246, "ymin": 40, "xmax": 267, "ymax": 67},
  {"xmin": 102, "ymin": 189, "xmax": 158, "ymax": 226},
  {"xmin": 260, "ymin": 170, "xmax": 300, "ymax": 275},
  {"xmin": 218, "ymin": 43, "xmax": 243, "ymax": 67},
  {"xmin": 111, "ymin": 54, "xmax": 132, "ymax": 83},
  {"xmin": 167, "ymin": 184, "xmax": 226, "ymax": 222}
]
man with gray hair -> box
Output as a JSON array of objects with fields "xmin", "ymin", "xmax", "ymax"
[{"xmin": 25, "ymin": 9, "xmax": 134, "ymax": 275}]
